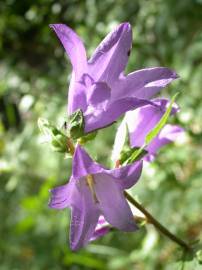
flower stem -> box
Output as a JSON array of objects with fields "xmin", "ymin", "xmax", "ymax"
[
  {"xmin": 124, "ymin": 191, "xmax": 191, "ymax": 251},
  {"xmin": 67, "ymin": 137, "xmax": 75, "ymax": 155}
]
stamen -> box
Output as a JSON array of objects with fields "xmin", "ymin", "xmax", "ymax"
[{"xmin": 86, "ymin": 174, "xmax": 99, "ymax": 203}]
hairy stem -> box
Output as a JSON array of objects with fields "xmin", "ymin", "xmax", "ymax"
[{"xmin": 124, "ymin": 191, "xmax": 191, "ymax": 251}]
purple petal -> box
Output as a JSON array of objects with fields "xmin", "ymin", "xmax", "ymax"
[
  {"xmin": 70, "ymin": 181, "xmax": 100, "ymax": 250},
  {"xmin": 68, "ymin": 77, "xmax": 88, "ymax": 114},
  {"xmin": 107, "ymin": 161, "xmax": 143, "ymax": 190},
  {"xmin": 68, "ymin": 73, "xmax": 95, "ymax": 114},
  {"xmin": 90, "ymin": 216, "xmax": 110, "ymax": 241},
  {"xmin": 88, "ymin": 23, "xmax": 132, "ymax": 84},
  {"xmin": 97, "ymin": 215, "xmax": 108, "ymax": 225},
  {"xmin": 94, "ymin": 173, "xmax": 137, "ymax": 231},
  {"xmin": 49, "ymin": 181, "xmax": 74, "ymax": 209},
  {"xmin": 72, "ymin": 145, "xmax": 104, "ymax": 179},
  {"xmin": 112, "ymin": 67, "xmax": 178, "ymax": 100},
  {"xmin": 126, "ymin": 99, "xmax": 179, "ymax": 148},
  {"xmin": 84, "ymin": 97, "xmax": 153, "ymax": 133},
  {"xmin": 86, "ymin": 82, "xmax": 111, "ymax": 107},
  {"xmin": 50, "ymin": 24, "xmax": 88, "ymax": 114},
  {"xmin": 90, "ymin": 226, "xmax": 110, "ymax": 241},
  {"xmin": 146, "ymin": 124, "xmax": 184, "ymax": 155},
  {"xmin": 50, "ymin": 24, "xmax": 87, "ymax": 78}
]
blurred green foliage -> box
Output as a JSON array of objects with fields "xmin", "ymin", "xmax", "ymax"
[{"xmin": 1, "ymin": 0, "xmax": 202, "ymax": 269}]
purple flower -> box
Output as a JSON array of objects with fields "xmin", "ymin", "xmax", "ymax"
[
  {"xmin": 49, "ymin": 145, "xmax": 143, "ymax": 250},
  {"xmin": 125, "ymin": 98, "xmax": 184, "ymax": 160},
  {"xmin": 50, "ymin": 23, "xmax": 178, "ymax": 133}
]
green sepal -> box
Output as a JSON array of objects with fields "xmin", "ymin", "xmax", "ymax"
[
  {"xmin": 68, "ymin": 109, "xmax": 85, "ymax": 139},
  {"xmin": 78, "ymin": 130, "xmax": 98, "ymax": 144},
  {"xmin": 38, "ymin": 118, "xmax": 68, "ymax": 153},
  {"xmin": 51, "ymin": 134, "xmax": 67, "ymax": 153}
]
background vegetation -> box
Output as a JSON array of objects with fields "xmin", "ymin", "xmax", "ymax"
[{"xmin": 1, "ymin": 0, "xmax": 202, "ymax": 269}]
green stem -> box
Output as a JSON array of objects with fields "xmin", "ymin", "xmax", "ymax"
[
  {"xmin": 67, "ymin": 137, "xmax": 75, "ymax": 155},
  {"xmin": 124, "ymin": 191, "xmax": 191, "ymax": 251}
]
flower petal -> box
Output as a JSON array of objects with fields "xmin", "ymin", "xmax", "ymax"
[
  {"xmin": 50, "ymin": 24, "xmax": 88, "ymax": 114},
  {"xmin": 107, "ymin": 161, "xmax": 143, "ymax": 190},
  {"xmin": 48, "ymin": 181, "xmax": 74, "ymax": 209},
  {"xmin": 50, "ymin": 24, "xmax": 87, "ymax": 78},
  {"xmin": 88, "ymin": 23, "xmax": 132, "ymax": 84},
  {"xmin": 86, "ymin": 82, "xmax": 111, "ymax": 107},
  {"xmin": 94, "ymin": 174, "xmax": 137, "ymax": 231},
  {"xmin": 68, "ymin": 75, "xmax": 88, "ymax": 114},
  {"xmin": 70, "ymin": 180, "xmax": 100, "ymax": 250},
  {"xmin": 112, "ymin": 67, "xmax": 178, "ymax": 100},
  {"xmin": 125, "ymin": 98, "xmax": 178, "ymax": 148},
  {"xmin": 72, "ymin": 145, "xmax": 104, "ymax": 179},
  {"xmin": 146, "ymin": 124, "xmax": 184, "ymax": 155},
  {"xmin": 90, "ymin": 216, "xmax": 110, "ymax": 241},
  {"xmin": 90, "ymin": 226, "xmax": 110, "ymax": 241},
  {"xmin": 84, "ymin": 97, "xmax": 153, "ymax": 133}
]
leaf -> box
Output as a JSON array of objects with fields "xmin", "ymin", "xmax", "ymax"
[
  {"xmin": 78, "ymin": 130, "xmax": 97, "ymax": 144},
  {"xmin": 120, "ymin": 147, "xmax": 148, "ymax": 165},
  {"xmin": 145, "ymin": 93, "xmax": 179, "ymax": 145},
  {"xmin": 126, "ymin": 145, "xmax": 146, "ymax": 164}
]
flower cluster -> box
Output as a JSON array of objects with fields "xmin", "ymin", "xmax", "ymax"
[{"xmin": 48, "ymin": 23, "xmax": 183, "ymax": 250}]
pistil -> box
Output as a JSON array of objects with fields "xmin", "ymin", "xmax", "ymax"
[{"xmin": 86, "ymin": 174, "xmax": 99, "ymax": 203}]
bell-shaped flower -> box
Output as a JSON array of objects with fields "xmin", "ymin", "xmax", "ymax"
[
  {"xmin": 49, "ymin": 145, "xmax": 143, "ymax": 250},
  {"xmin": 50, "ymin": 23, "xmax": 178, "ymax": 133},
  {"xmin": 125, "ymin": 98, "xmax": 184, "ymax": 160}
]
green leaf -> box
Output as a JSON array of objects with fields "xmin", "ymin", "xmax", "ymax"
[
  {"xmin": 68, "ymin": 109, "xmax": 85, "ymax": 139},
  {"xmin": 120, "ymin": 147, "xmax": 148, "ymax": 165},
  {"xmin": 145, "ymin": 93, "xmax": 179, "ymax": 145},
  {"xmin": 126, "ymin": 145, "xmax": 146, "ymax": 164}
]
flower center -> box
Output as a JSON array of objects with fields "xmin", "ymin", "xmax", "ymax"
[{"xmin": 86, "ymin": 174, "xmax": 99, "ymax": 204}]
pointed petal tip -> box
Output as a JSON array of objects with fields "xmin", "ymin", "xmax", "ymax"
[
  {"xmin": 70, "ymin": 243, "xmax": 78, "ymax": 251},
  {"xmin": 49, "ymin": 24, "xmax": 70, "ymax": 34},
  {"xmin": 70, "ymin": 241, "xmax": 84, "ymax": 251},
  {"xmin": 49, "ymin": 23, "xmax": 54, "ymax": 28},
  {"xmin": 120, "ymin": 219, "xmax": 138, "ymax": 232},
  {"xmin": 49, "ymin": 23, "xmax": 60, "ymax": 30},
  {"xmin": 118, "ymin": 22, "xmax": 132, "ymax": 33},
  {"xmin": 49, "ymin": 23, "xmax": 65, "ymax": 27},
  {"xmin": 171, "ymin": 70, "xmax": 179, "ymax": 79}
]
